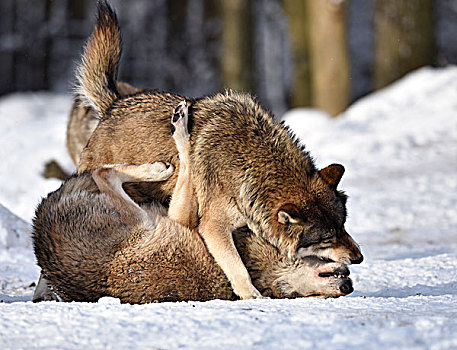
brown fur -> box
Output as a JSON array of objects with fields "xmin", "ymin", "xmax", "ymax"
[
  {"xmin": 33, "ymin": 102, "xmax": 352, "ymax": 303},
  {"xmin": 67, "ymin": 81, "xmax": 142, "ymax": 165},
  {"xmin": 76, "ymin": 1, "xmax": 362, "ymax": 299}
]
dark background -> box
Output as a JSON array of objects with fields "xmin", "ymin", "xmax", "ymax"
[{"xmin": 0, "ymin": 0, "xmax": 454, "ymax": 115}]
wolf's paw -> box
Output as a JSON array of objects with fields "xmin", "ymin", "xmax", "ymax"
[
  {"xmin": 171, "ymin": 100, "xmax": 189, "ymax": 139},
  {"xmin": 137, "ymin": 162, "xmax": 174, "ymax": 181},
  {"xmin": 234, "ymin": 283, "xmax": 265, "ymax": 300}
]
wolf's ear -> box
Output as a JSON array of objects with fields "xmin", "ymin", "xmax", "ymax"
[
  {"xmin": 277, "ymin": 204, "xmax": 302, "ymax": 225},
  {"xmin": 320, "ymin": 164, "xmax": 345, "ymax": 189}
]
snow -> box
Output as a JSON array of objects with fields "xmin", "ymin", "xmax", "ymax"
[
  {"xmin": 0, "ymin": 93, "xmax": 74, "ymax": 222},
  {"xmin": 1, "ymin": 66, "xmax": 457, "ymax": 349}
]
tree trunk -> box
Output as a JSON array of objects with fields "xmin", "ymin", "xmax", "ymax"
[
  {"xmin": 307, "ymin": 0, "xmax": 350, "ymax": 116},
  {"xmin": 220, "ymin": 0, "xmax": 253, "ymax": 92},
  {"xmin": 374, "ymin": 0, "xmax": 435, "ymax": 90},
  {"xmin": 283, "ymin": 0, "xmax": 311, "ymax": 107}
]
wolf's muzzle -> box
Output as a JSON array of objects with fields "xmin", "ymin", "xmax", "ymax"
[{"xmin": 339, "ymin": 279, "xmax": 353, "ymax": 294}]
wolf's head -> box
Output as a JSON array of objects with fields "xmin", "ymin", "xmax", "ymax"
[
  {"xmin": 234, "ymin": 227, "xmax": 354, "ymax": 298},
  {"xmin": 269, "ymin": 164, "xmax": 363, "ymax": 265},
  {"xmin": 266, "ymin": 257, "xmax": 354, "ymax": 298}
]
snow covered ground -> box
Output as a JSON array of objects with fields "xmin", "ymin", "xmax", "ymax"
[{"xmin": 0, "ymin": 67, "xmax": 456, "ymax": 349}]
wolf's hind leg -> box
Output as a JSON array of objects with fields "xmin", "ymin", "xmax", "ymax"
[
  {"xmin": 168, "ymin": 101, "xmax": 198, "ymax": 228},
  {"xmin": 92, "ymin": 162, "xmax": 173, "ymax": 219}
]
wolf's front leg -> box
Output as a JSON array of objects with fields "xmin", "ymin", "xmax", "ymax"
[{"xmin": 198, "ymin": 203, "xmax": 263, "ymax": 299}]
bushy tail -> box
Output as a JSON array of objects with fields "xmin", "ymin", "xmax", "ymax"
[{"xmin": 75, "ymin": 0, "xmax": 121, "ymax": 117}]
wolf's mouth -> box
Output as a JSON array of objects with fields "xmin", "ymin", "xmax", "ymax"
[{"xmin": 318, "ymin": 272, "xmax": 349, "ymax": 279}]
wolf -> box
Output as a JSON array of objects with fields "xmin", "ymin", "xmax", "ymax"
[
  {"xmin": 33, "ymin": 102, "xmax": 353, "ymax": 303},
  {"xmin": 76, "ymin": 1, "xmax": 363, "ymax": 299}
]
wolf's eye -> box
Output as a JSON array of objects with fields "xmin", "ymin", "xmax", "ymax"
[{"xmin": 322, "ymin": 239, "xmax": 333, "ymax": 245}]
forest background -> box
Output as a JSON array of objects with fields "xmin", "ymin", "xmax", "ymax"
[{"xmin": 0, "ymin": 0, "xmax": 452, "ymax": 116}]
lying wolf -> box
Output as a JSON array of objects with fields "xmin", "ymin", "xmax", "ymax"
[
  {"xmin": 33, "ymin": 102, "xmax": 353, "ymax": 303},
  {"xmin": 76, "ymin": 1, "xmax": 362, "ymax": 299}
]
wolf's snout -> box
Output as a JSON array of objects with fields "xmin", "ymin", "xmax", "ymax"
[{"xmin": 339, "ymin": 279, "xmax": 353, "ymax": 294}]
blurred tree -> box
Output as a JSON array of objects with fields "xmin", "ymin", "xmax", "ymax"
[
  {"xmin": 283, "ymin": 0, "xmax": 311, "ymax": 107},
  {"xmin": 374, "ymin": 0, "xmax": 435, "ymax": 90},
  {"xmin": 307, "ymin": 0, "xmax": 350, "ymax": 116},
  {"xmin": 221, "ymin": 0, "xmax": 254, "ymax": 91}
]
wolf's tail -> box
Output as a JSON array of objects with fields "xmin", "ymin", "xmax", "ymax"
[{"xmin": 75, "ymin": 0, "xmax": 121, "ymax": 117}]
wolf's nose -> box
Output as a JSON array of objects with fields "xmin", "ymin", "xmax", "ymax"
[
  {"xmin": 351, "ymin": 254, "xmax": 364, "ymax": 264},
  {"xmin": 340, "ymin": 280, "xmax": 353, "ymax": 294}
]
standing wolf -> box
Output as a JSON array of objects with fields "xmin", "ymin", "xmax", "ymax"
[{"xmin": 77, "ymin": 1, "xmax": 363, "ymax": 299}]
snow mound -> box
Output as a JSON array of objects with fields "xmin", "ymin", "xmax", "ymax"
[
  {"xmin": 0, "ymin": 203, "xmax": 31, "ymax": 249},
  {"xmin": 283, "ymin": 66, "xmax": 457, "ymax": 171}
]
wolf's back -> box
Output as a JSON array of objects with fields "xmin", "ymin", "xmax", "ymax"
[{"xmin": 76, "ymin": 0, "xmax": 121, "ymax": 117}]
